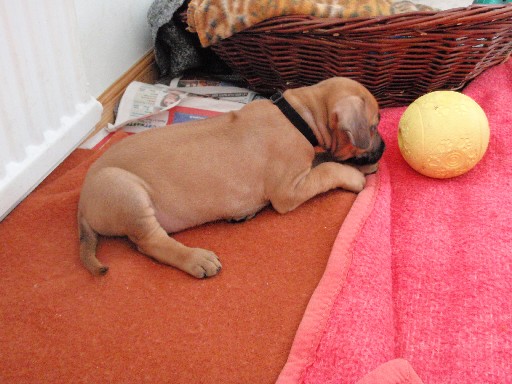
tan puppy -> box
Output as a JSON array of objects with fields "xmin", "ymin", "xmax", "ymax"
[{"xmin": 78, "ymin": 77, "xmax": 384, "ymax": 278}]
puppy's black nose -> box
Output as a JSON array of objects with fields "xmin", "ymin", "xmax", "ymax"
[{"xmin": 344, "ymin": 136, "xmax": 385, "ymax": 166}]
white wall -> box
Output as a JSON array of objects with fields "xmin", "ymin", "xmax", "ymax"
[{"xmin": 73, "ymin": 0, "xmax": 155, "ymax": 98}]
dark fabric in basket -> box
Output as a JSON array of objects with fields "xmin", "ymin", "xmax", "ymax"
[{"xmin": 148, "ymin": 0, "xmax": 232, "ymax": 78}]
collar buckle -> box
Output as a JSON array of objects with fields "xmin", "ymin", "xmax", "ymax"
[{"xmin": 270, "ymin": 91, "xmax": 284, "ymax": 104}]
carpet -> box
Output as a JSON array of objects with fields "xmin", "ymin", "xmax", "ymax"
[
  {"xmin": 278, "ymin": 59, "xmax": 512, "ymax": 383},
  {"xmin": 0, "ymin": 133, "xmax": 356, "ymax": 383}
]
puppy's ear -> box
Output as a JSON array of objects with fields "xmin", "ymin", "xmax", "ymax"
[{"xmin": 332, "ymin": 96, "xmax": 371, "ymax": 150}]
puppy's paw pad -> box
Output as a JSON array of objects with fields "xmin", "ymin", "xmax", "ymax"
[{"xmin": 187, "ymin": 248, "xmax": 222, "ymax": 279}]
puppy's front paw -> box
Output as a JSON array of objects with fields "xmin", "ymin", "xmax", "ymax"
[
  {"xmin": 185, "ymin": 248, "xmax": 222, "ymax": 279},
  {"xmin": 344, "ymin": 168, "xmax": 366, "ymax": 193}
]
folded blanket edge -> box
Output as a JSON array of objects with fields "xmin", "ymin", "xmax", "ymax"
[{"xmin": 276, "ymin": 171, "xmax": 383, "ymax": 383}]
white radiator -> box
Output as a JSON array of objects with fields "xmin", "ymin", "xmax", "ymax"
[{"xmin": 0, "ymin": 0, "xmax": 102, "ymax": 221}]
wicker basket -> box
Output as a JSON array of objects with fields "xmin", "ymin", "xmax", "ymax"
[{"xmin": 185, "ymin": 5, "xmax": 512, "ymax": 107}]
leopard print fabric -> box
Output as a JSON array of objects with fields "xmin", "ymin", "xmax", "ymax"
[{"xmin": 187, "ymin": 0, "xmax": 437, "ymax": 47}]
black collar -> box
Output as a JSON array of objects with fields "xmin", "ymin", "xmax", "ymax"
[{"xmin": 270, "ymin": 91, "xmax": 319, "ymax": 147}]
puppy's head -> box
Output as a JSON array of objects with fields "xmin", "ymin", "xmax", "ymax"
[{"xmin": 322, "ymin": 78, "xmax": 385, "ymax": 171}]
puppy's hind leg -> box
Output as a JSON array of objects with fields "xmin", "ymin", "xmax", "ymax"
[
  {"xmin": 80, "ymin": 167, "xmax": 221, "ymax": 278},
  {"xmin": 131, "ymin": 223, "xmax": 222, "ymax": 279}
]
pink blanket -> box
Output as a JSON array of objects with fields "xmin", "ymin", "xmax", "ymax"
[{"xmin": 278, "ymin": 59, "xmax": 512, "ymax": 383}]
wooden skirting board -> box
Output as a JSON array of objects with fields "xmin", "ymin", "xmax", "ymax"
[{"xmin": 91, "ymin": 50, "xmax": 160, "ymax": 137}]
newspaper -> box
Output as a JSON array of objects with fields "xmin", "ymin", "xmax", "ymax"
[{"xmin": 80, "ymin": 80, "xmax": 247, "ymax": 150}]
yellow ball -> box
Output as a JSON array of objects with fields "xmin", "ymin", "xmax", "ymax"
[{"xmin": 398, "ymin": 91, "xmax": 490, "ymax": 179}]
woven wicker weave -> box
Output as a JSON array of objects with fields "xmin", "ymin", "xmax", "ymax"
[{"xmin": 185, "ymin": 5, "xmax": 512, "ymax": 107}]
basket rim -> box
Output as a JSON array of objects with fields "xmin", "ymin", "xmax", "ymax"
[{"xmin": 224, "ymin": 4, "xmax": 512, "ymax": 35}]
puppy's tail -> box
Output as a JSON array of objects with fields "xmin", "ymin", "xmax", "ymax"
[{"xmin": 78, "ymin": 212, "xmax": 109, "ymax": 276}]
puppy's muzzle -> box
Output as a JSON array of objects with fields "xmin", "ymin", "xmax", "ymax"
[{"xmin": 344, "ymin": 136, "xmax": 385, "ymax": 167}]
